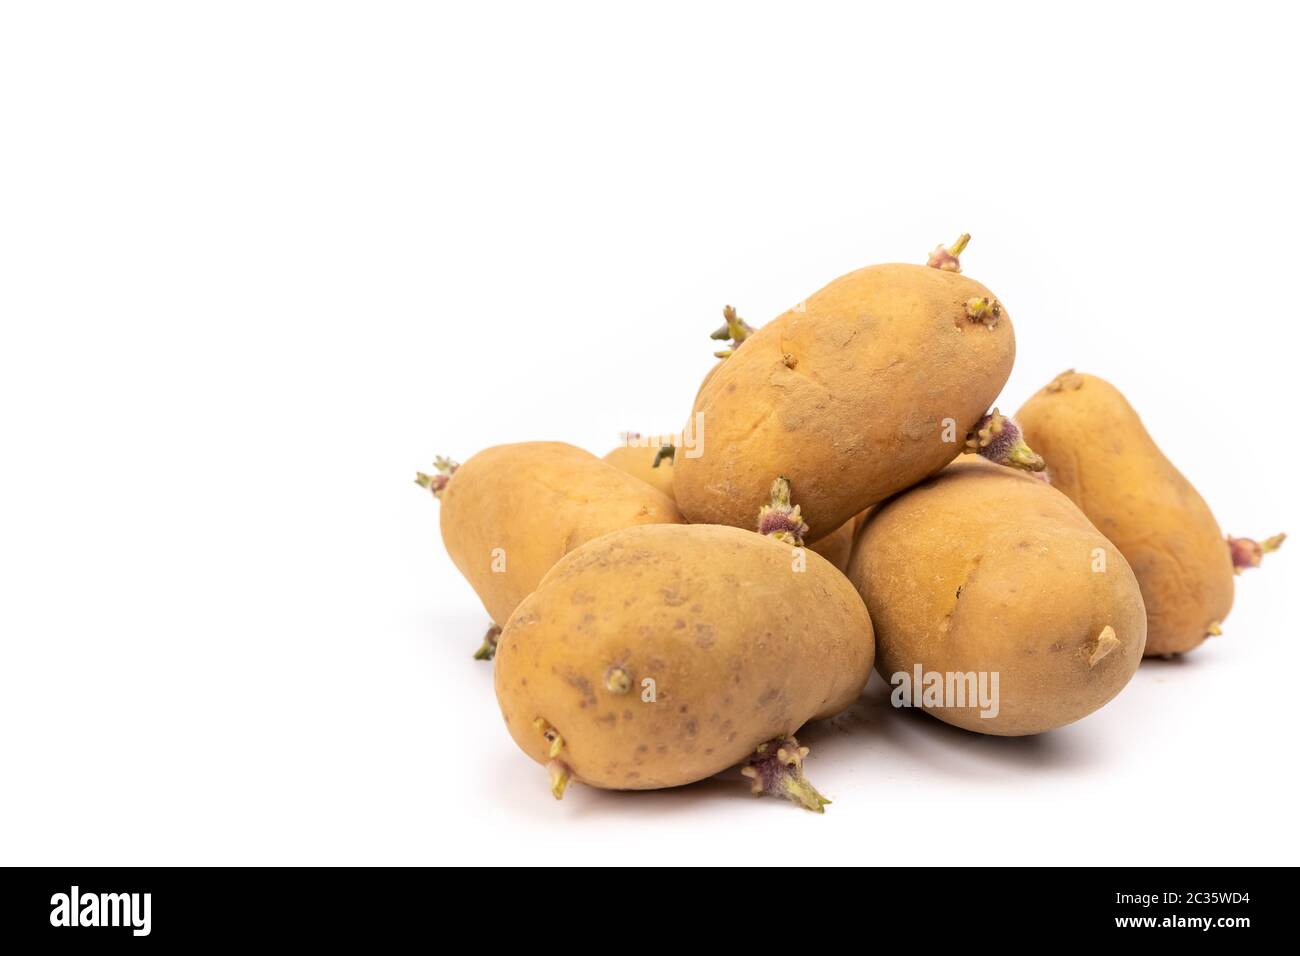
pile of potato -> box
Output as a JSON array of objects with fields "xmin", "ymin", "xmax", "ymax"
[{"xmin": 417, "ymin": 236, "xmax": 1283, "ymax": 811}]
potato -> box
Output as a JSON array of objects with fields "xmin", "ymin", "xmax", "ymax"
[
  {"xmin": 426, "ymin": 442, "xmax": 683, "ymax": 629},
  {"xmin": 602, "ymin": 442, "xmax": 676, "ymax": 500},
  {"xmin": 494, "ymin": 522, "xmax": 875, "ymax": 809},
  {"xmin": 673, "ymin": 239, "xmax": 1016, "ymax": 540},
  {"xmin": 846, "ymin": 458, "xmax": 1146, "ymax": 735},
  {"xmin": 1017, "ymin": 371, "xmax": 1282, "ymax": 656}
]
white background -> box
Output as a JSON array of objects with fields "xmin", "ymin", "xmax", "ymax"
[{"xmin": 2, "ymin": 2, "xmax": 1297, "ymax": 865}]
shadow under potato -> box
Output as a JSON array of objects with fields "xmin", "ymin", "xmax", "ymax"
[
  {"xmin": 491, "ymin": 671, "xmax": 1118, "ymax": 818},
  {"xmin": 795, "ymin": 675, "xmax": 1106, "ymax": 778}
]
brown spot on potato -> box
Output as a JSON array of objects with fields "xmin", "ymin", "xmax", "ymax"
[
  {"xmin": 567, "ymin": 674, "xmax": 596, "ymax": 706},
  {"xmin": 660, "ymin": 588, "xmax": 687, "ymax": 606}
]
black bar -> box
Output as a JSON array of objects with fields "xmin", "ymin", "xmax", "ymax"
[{"xmin": 0, "ymin": 866, "xmax": 1285, "ymax": 944}]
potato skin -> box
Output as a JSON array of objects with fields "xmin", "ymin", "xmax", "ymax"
[
  {"xmin": 602, "ymin": 444, "xmax": 676, "ymax": 500},
  {"xmin": 847, "ymin": 459, "xmax": 1146, "ymax": 736},
  {"xmin": 673, "ymin": 263, "xmax": 1015, "ymax": 540},
  {"xmin": 439, "ymin": 442, "xmax": 683, "ymax": 626},
  {"xmin": 494, "ymin": 524, "xmax": 875, "ymax": 790},
  {"xmin": 1017, "ymin": 372, "xmax": 1234, "ymax": 656}
]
